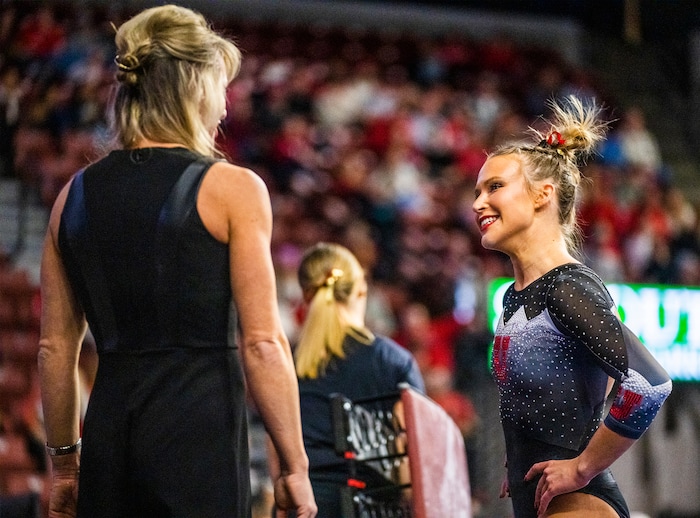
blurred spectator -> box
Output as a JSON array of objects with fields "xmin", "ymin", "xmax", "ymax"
[
  {"xmin": 467, "ymin": 71, "xmax": 508, "ymax": 135},
  {"xmin": 269, "ymin": 113, "xmax": 317, "ymax": 190},
  {"xmin": 413, "ymin": 38, "xmax": 449, "ymax": 87},
  {"xmin": 616, "ymin": 105, "xmax": 662, "ymax": 172},
  {"xmin": 393, "ymin": 302, "xmax": 435, "ymax": 373},
  {"xmin": 0, "ymin": 64, "xmax": 27, "ymax": 178},
  {"xmin": 12, "ymin": 5, "xmax": 66, "ymax": 65},
  {"xmin": 314, "ymin": 60, "xmax": 374, "ymax": 128},
  {"xmin": 665, "ymin": 186, "xmax": 699, "ymax": 257},
  {"xmin": 578, "ymin": 166, "xmax": 629, "ymax": 281},
  {"xmin": 367, "ymin": 138, "xmax": 430, "ymax": 216},
  {"xmin": 524, "ymin": 64, "xmax": 563, "ymax": 119},
  {"xmin": 624, "ymin": 179, "xmax": 673, "ymax": 282},
  {"xmin": 0, "ymin": 6, "xmax": 20, "ymax": 51},
  {"xmin": 424, "ymin": 365, "xmax": 478, "ymax": 438}
]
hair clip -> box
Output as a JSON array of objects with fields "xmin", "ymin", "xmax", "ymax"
[
  {"xmin": 114, "ymin": 55, "xmax": 141, "ymax": 72},
  {"xmin": 323, "ymin": 268, "xmax": 344, "ymax": 302},
  {"xmin": 324, "ymin": 268, "xmax": 344, "ymax": 287},
  {"xmin": 546, "ymin": 131, "xmax": 566, "ymax": 147}
]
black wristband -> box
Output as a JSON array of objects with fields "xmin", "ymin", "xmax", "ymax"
[{"xmin": 46, "ymin": 437, "xmax": 82, "ymax": 456}]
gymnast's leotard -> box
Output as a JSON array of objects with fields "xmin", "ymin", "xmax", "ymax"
[{"xmin": 492, "ymin": 263, "xmax": 672, "ymax": 518}]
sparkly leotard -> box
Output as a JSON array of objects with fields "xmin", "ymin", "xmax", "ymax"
[{"xmin": 493, "ymin": 263, "xmax": 672, "ymax": 518}]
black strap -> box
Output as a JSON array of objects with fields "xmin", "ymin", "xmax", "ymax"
[{"xmin": 154, "ymin": 157, "xmax": 216, "ymax": 338}]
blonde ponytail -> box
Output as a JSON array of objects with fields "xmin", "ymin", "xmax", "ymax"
[{"xmin": 295, "ymin": 243, "xmax": 372, "ymax": 379}]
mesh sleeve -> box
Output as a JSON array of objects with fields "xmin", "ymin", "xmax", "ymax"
[
  {"xmin": 547, "ymin": 268, "xmax": 672, "ymax": 439},
  {"xmin": 546, "ymin": 269, "xmax": 628, "ymax": 379}
]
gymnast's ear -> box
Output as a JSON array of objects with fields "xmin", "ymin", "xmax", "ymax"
[{"xmin": 533, "ymin": 182, "xmax": 555, "ymax": 210}]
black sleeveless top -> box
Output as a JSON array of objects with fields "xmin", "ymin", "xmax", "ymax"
[{"xmin": 58, "ymin": 147, "xmax": 235, "ymax": 353}]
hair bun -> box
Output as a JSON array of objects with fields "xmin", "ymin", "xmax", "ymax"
[{"xmin": 115, "ymin": 54, "xmax": 141, "ymax": 86}]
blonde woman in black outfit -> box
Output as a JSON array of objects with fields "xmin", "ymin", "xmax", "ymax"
[{"xmin": 38, "ymin": 5, "xmax": 316, "ymax": 517}]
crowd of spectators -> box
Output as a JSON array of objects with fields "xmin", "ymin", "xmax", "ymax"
[{"xmin": 1, "ymin": 2, "xmax": 699, "ymax": 516}]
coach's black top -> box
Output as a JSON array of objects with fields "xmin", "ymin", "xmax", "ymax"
[{"xmin": 58, "ymin": 147, "xmax": 233, "ymax": 353}]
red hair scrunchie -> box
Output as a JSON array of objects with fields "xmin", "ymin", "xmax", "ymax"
[{"xmin": 546, "ymin": 131, "xmax": 566, "ymax": 147}]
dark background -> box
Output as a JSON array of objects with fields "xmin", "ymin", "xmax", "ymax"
[{"xmin": 356, "ymin": 0, "xmax": 700, "ymax": 41}]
